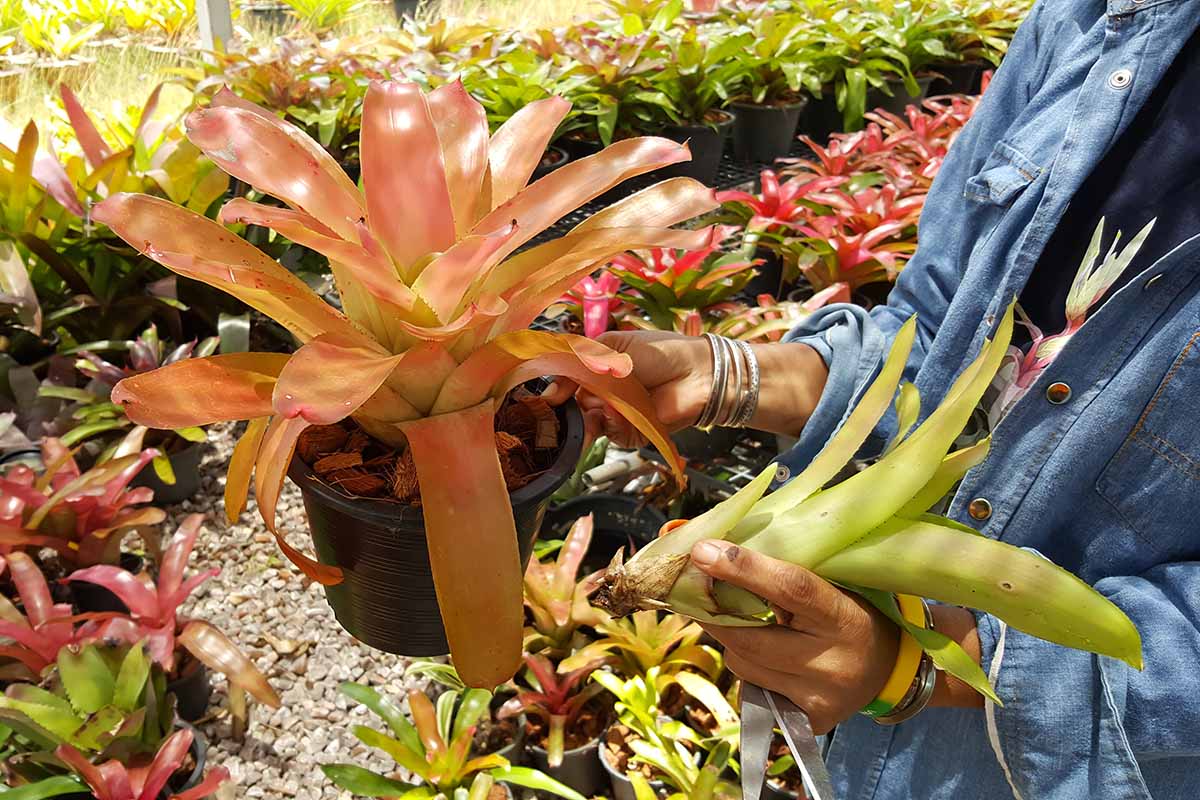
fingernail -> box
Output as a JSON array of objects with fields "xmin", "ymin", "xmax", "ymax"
[{"xmin": 692, "ymin": 540, "xmax": 725, "ymax": 567}]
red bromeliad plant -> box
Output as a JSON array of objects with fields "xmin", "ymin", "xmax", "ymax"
[
  {"xmin": 53, "ymin": 726, "xmax": 230, "ymax": 800},
  {"xmin": 555, "ymin": 273, "xmax": 626, "ymax": 339},
  {"xmin": 93, "ymin": 80, "xmax": 710, "ymax": 687},
  {"xmin": 716, "ymin": 171, "xmax": 846, "ymax": 234},
  {"xmin": 67, "ymin": 514, "xmax": 279, "ymax": 708},
  {"xmin": 498, "ymin": 654, "xmax": 609, "ymax": 768},
  {"xmin": 0, "ymin": 438, "xmax": 164, "ymax": 565},
  {"xmin": 0, "ymin": 552, "xmax": 86, "ymax": 682}
]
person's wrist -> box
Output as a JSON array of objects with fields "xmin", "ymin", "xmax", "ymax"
[{"xmin": 747, "ymin": 342, "xmax": 828, "ymax": 436}]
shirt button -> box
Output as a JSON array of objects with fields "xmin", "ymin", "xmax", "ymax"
[
  {"xmin": 1046, "ymin": 382, "xmax": 1072, "ymax": 404},
  {"xmin": 775, "ymin": 464, "xmax": 791, "ymax": 483},
  {"xmin": 968, "ymin": 498, "xmax": 993, "ymax": 521},
  {"xmin": 1108, "ymin": 69, "xmax": 1133, "ymax": 90}
]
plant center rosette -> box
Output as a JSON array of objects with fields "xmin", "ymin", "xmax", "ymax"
[{"xmin": 93, "ymin": 80, "xmax": 716, "ymax": 687}]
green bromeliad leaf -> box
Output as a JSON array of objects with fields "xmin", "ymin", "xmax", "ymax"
[{"xmin": 320, "ymin": 764, "xmax": 424, "ymax": 797}]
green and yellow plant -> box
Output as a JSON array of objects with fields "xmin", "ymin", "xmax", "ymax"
[
  {"xmin": 94, "ymin": 80, "xmax": 714, "ymax": 687},
  {"xmin": 597, "ymin": 306, "xmax": 1143, "ymax": 700}
]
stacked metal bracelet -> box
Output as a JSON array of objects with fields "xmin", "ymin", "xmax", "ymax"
[
  {"xmin": 874, "ymin": 599, "xmax": 938, "ymax": 726},
  {"xmin": 696, "ymin": 333, "xmax": 760, "ymax": 429}
]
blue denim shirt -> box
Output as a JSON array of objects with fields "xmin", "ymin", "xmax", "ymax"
[{"xmin": 780, "ymin": 2, "xmax": 1200, "ymax": 798}]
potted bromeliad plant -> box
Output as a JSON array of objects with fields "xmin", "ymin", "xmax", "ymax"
[
  {"xmin": 323, "ymin": 683, "xmax": 587, "ymax": 800},
  {"xmin": 95, "ymin": 80, "xmax": 714, "ymax": 688}
]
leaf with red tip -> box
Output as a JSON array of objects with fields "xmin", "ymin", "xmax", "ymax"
[
  {"xmin": 406, "ymin": 689, "xmax": 446, "ymax": 757},
  {"xmin": 5, "ymin": 552, "xmax": 53, "ymax": 626},
  {"xmin": 92, "ymin": 194, "xmax": 368, "ymax": 344},
  {"xmin": 59, "ymin": 85, "xmax": 111, "ymax": 169},
  {"xmin": 401, "ymin": 402, "xmax": 523, "ymax": 688},
  {"xmin": 140, "ymin": 728, "xmax": 192, "ymax": 800},
  {"xmin": 428, "ymin": 79, "xmax": 489, "ymax": 234},
  {"xmin": 486, "ymin": 96, "xmax": 572, "ymax": 211},
  {"xmin": 112, "ymin": 353, "xmax": 289, "ymax": 429},
  {"xmin": 68, "ymin": 566, "xmax": 161, "ymax": 619},
  {"xmin": 184, "ymin": 106, "xmax": 364, "ymax": 241},
  {"xmin": 474, "ymin": 136, "xmax": 692, "ymax": 259},
  {"xmin": 413, "ymin": 223, "xmax": 519, "ymax": 322},
  {"xmin": 179, "ymin": 620, "xmax": 280, "ymax": 707},
  {"xmin": 272, "ymin": 334, "xmax": 407, "ymax": 425},
  {"xmin": 225, "ymin": 417, "xmax": 269, "ymax": 523},
  {"xmin": 253, "ymin": 415, "xmax": 343, "ymax": 585},
  {"xmin": 361, "ymin": 82, "xmax": 455, "ymax": 271},
  {"xmin": 157, "ymin": 514, "xmax": 204, "ymax": 604},
  {"xmin": 433, "ymin": 330, "xmax": 631, "ymax": 414},
  {"xmin": 169, "ymin": 766, "xmax": 231, "ymax": 800},
  {"xmin": 55, "ymin": 744, "xmax": 113, "ymax": 800}
]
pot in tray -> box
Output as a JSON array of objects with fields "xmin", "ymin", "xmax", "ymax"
[
  {"xmin": 543, "ymin": 494, "xmax": 666, "ymax": 572},
  {"xmin": 731, "ymin": 98, "xmax": 808, "ymax": 164},
  {"xmin": 168, "ymin": 654, "xmax": 213, "ymax": 723},
  {"xmin": 526, "ymin": 701, "xmax": 612, "ymax": 796},
  {"xmin": 657, "ymin": 110, "xmax": 735, "ymax": 185},
  {"xmin": 69, "ymin": 553, "xmax": 144, "ymax": 613},
  {"xmin": 130, "ymin": 440, "xmax": 205, "ymax": 504},
  {"xmin": 599, "ymin": 727, "xmax": 668, "ymax": 800},
  {"xmin": 927, "ymin": 62, "xmax": 986, "ymax": 96},
  {"xmin": 286, "ymin": 399, "xmax": 585, "ymax": 656}
]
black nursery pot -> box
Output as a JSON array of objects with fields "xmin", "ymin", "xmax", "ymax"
[
  {"xmin": 731, "ymin": 98, "xmax": 808, "ymax": 164},
  {"xmin": 287, "ymin": 400, "xmax": 585, "ymax": 656},
  {"xmin": 532, "ymin": 145, "xmax": 570, "ymax": 182},
  {"xmin": 927, "ymin": 62, "xmax": 986, "ymax": 96},
  {"xmin": 867, "ymin": 76, "xmax": 935, "ymax": 118},
  {"xmin": 544, "ymin": 494, "xmax": 666, "ymax": 572},
  {"xmin": 743, "ymin": 245, "xmax": 784, "ymax": 298},
  {"xmin": 131, "ymin": 441, "xmax": 205, "ymax": 504},
  {"xmin": 168, "ymin": 657, "xmax": 213, "ymax": 723},
  {"xmin": 532, "ymin": 738, "xmax": 609, "ymax": 798},
  {"xmin": 70, "ymin": 553, "xmax": 144, "ymax": 613},
  {"xmin": 657, "ymin": 110, "xmax": 735, "ymax": 185}
]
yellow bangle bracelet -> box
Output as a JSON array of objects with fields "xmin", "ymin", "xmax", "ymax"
[{"xmin": 873, "ymin": 594, "xmax": 928, "ymax": 709}]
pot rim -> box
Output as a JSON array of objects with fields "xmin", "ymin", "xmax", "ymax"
[
  {"xmin": 530, "ymin": 735, "xmax": 602, "ymax": 758},
  {"xmin": 287, "ymin": 396, "xmax": 584, "ymax": 524},
  {"xmin": 730, "ymin": 96, "xmax": 810, "ymax": 112},
  {"xmin": 597, "ymin": 734, "xmax": 667, "ymax": 787}
]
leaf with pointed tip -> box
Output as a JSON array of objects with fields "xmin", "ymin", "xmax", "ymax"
[
  {"xmin": 414, "ymin": 223, "xmax": 519, "ymax": 323},
  {"xmin": 320, "ymin": 764, "xmax": 421, "ymax": 797},
  {"xmin": 486, "ymin": 96, "xmax": 571, "ymax": 212},
  {"xmin": 428, "ymin": 80, "xmax": 489, "ymax": 235},
  {"xmin": 57, "ymin": 645, "xmax": 114, "ymax": 714},
  {"xmin": 272, "ymin": 335, "xmax": 406, "ymax": 425},
  {"xmin": 225, "ymin": 417, "xmax": 269, "ymax": 523},
  {"xmin": 179, "ymin": 620, "xmax": 280, "ymax": 707},
  {"xmin": 60, "ymin": 85, "xmax": 111, "ymax": 169},
  {"xmin": 339, "ymin": 682, "xmax": 423, "ymax": 754},
  {"xmin": 67, "ymin": 566, "xmax": 159, "ymax": 619}
]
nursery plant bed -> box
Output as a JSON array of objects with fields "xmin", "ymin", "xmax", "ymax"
[{"xmin": 287, "ymin": 393, "xmax": 584, "ymax": 656}]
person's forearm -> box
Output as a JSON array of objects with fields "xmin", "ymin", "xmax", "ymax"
[
  {"xmin": 929, "ymin": 605, "xmax": 985, "ymax": 708},
  {"xmin": 741, "ymin": 342, "xmax": 828, "ymax": 437}
]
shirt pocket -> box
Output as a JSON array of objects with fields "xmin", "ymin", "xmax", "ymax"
[
  {"xmin": 1096, "ymin": 331, "xmax": 1200, "ymax": 541},
  {"xmin": 964, "ymin": 140, "xmax": 1043, "ymax": 206}
]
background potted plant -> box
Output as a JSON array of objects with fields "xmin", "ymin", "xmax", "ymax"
[
  {"xmin": 725, "ymin": 12, "xmax": 813, "ymax": 163},
  {"xmin": 498, "ymin": 654, "xmax": 612, "ymax": 797},
  {"xmin": 97, "ymin": 81, "xmax": 702, "ymax": 688},
  {"xmin": 323, "ymin": 684, "xmax": 587, "ymax": 800}
]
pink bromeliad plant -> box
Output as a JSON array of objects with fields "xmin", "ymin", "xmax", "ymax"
[
  {"xmin": 93, "ymin": 80, "xmax": 713, "ymax": 687},
  {"xmin": 0, "ymin": 437, "xmax": 164, "ymax": 564},
  {"xmin": 556, "ymin": 272, "xmax": 627, "ymax": 339},
  {"xmin": 716, "ymin": 171, "xmax": 845, "ymax": 234},
  {"xmin": 53, "ymin": 726, "xmax": 230, "ymax": 800}
]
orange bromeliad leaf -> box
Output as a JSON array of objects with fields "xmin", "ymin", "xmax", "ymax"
[
  {"xmin": 402, "ymin": 401, "xmax": 524, "ymax": 688},
  {"xmin": 98, "ymin": 81, "xmax": 710, "ymax": 681},
  {"xmin": 111, "ymin": 353, "xmax": 289, "ymax": 428}
]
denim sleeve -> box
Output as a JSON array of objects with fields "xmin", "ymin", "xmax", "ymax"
[
  {"xmin": 976, "ymin": 561, "xmax": 1200, "ymax": 799},
  {"xmin": 776, "ymin": 4, "xmax": 1047, "ymax": 477}
]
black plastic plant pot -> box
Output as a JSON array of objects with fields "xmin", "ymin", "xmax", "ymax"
[
  {"xmin": 392, "ymin": 0, "xmax": 420, "ymax": 18},
  {"xmin": 532, "ymin": 146, "xmax": 571, "ymax": 183},
  {"xmin": 131, "ymin": 441, "xmax": 205, "ymax": 505},
  {"xmin": 867, "ymin": 76, "xmax": 935, "ymax": 118},
  {"xmin": 168, "ymin": 657, "xmax": 213, "ymax": 723},
  {"xmin": 744, "ymin": 245, "xmax": 784, "ymax": 298},
  {"xmin": 671, "ymin": 426, "xmax": 745, "ymax": 463},
  {"xmin": 927, "ymin": 62, "xmax": 985, "ymax": 96},
  {"xmin": 730, "ymin": 98, "xmax": 808, "ymax": 164},
  {"xmin": 658, "ymin": 110, "xmax": 735, "ymax": 185},
  {"xmin": 245, "ymin": 3, "xmax": 291, "ymax": 28},
  {"xmin": 69, "ymin": 553, "xmax": 144, "ymax": 613},
  {"xmin": 559, "ymin": 134, "xmax": 603, "ymax": 162},
  {"xmin": 531, "ymin": 738, "xmax": 608, "ymax": 797},
  {"xmin": 543, "ymin": 494, "xmax": 667, "ymax": 572},
  {"xmin": 287, "ymin": 399, "xmax": 585, "ymax": 656},
  {"xmin": 599, "ymin": 739, "xmax": 667, "ymax": 800},
  {"xmin": 798, "ymin": 91, "xmax": 843, "ymax": 142}
]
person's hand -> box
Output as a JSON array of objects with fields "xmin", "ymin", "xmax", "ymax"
[
  {"xmin": 689, "ymin": 539, "xmax": 899, "ymax": 734},
  {"xmin": 543, "ymin": 330, "xmax": 829, "ymax": 447},
  {"xmin": 543, "ymin": 330, "xmax": 713, "ymax": 448}
]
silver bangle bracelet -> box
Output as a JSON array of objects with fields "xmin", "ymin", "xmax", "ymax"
[
  {"xmin": 731, "ymin": 339, "xmax": 760, "ymax": 428},
  {"xmin": 718, "ymin": 336, "xmax": 741, "ymax": 428},
  {"xmin": 697, "ymin": 333, "xmax": 726, "ymax": 429}
]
